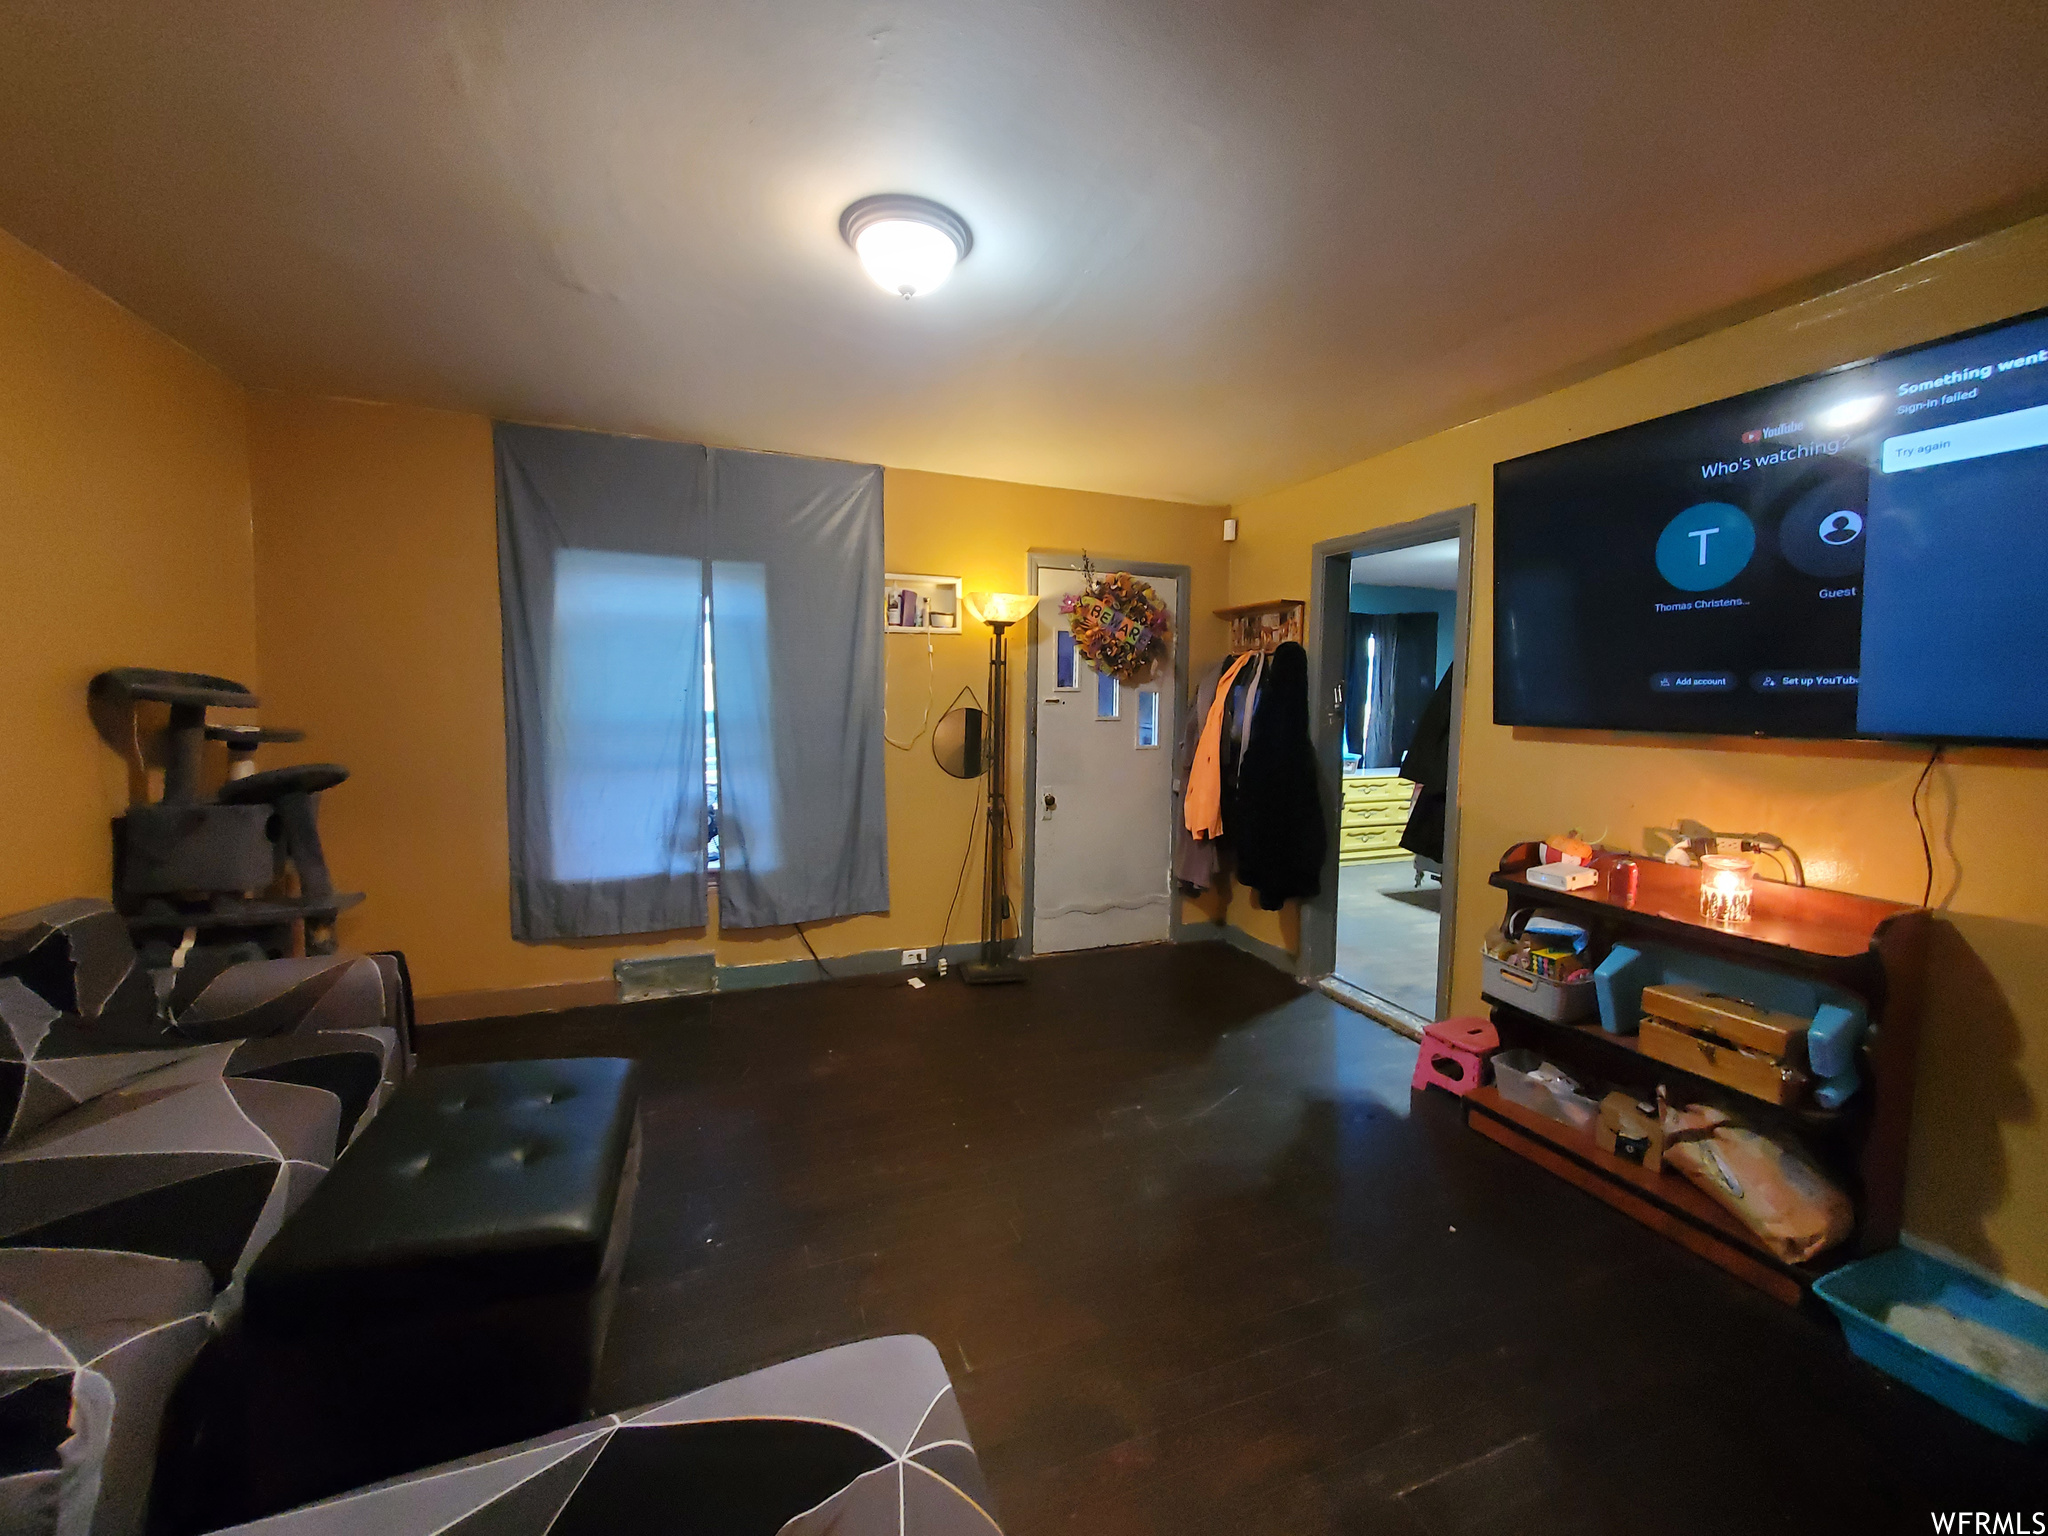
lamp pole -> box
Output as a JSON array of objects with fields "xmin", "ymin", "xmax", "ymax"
[{"xmin": 965, "ymin": 616, "xmax": 1024, "ymax": 985}]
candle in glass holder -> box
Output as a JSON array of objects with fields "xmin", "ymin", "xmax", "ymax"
[{"xmin": 1699, "ymin": 854, "xmax": 1754, "ymax": 925}]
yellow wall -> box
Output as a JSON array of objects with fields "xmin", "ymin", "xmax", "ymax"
[
  {"xmin": 0, "ymin": 228, "xmax": 254, "ymax": 913},
  {"xmin": 247, "ymin": 393, "xmax": 1228, "ymax": 1005},
  {"xmin": 15, "ymin": 198, "xmax": 2046, "ymax": 1286},
  {"xmin": 1227, "ymin": 213, "xmax": 2048, "ymax": 1290}
]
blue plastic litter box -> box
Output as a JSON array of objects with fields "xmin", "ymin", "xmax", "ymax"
[{"xmin": 1814, "ymin": 1246, "xmax": 2048, "ymax": 1443}]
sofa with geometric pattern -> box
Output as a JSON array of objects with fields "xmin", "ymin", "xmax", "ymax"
[
  {"xmin": 213, "ymin": 1335, "xmax": 1001, "ymax": 1535},
  {"xmin": 0, "ymin": 899, "xmax": 410, "ymax": 1536},
  {"xmin": 0, "ymin": 902, "xmax": 1003, "ymax": 1536}
]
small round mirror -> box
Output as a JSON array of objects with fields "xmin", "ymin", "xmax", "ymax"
[{"xmin": 932, "ymin": 705, "xmax": 985, "ymax": 779}]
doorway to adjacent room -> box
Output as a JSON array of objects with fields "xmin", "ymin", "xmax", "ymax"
[{"xmin": 1302, "ymin": 512, "xmax": 1473, "ymax": 1030}]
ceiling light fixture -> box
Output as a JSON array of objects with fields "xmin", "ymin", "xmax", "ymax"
[{"xmin": 839, "ymin": 194, "xmax": 972, "ymax": 299}]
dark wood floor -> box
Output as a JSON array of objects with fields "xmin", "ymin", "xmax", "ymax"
[{"xmin": 424, "ymin": 943, "xmax": 2048, "ymax": 1534}]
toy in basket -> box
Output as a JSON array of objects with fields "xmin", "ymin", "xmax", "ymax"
[{"xmin": 1480, "ymin": 908, "xmax": 1598, "ymax": 1022}]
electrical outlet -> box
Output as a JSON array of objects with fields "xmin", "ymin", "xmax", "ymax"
[{"xmin": 901, "ymin": 948, "xmax": 928, "ymax": 966}]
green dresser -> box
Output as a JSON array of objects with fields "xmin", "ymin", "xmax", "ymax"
[{"xmin": 1340, "ymin": 773, "xmax": 1414, "ymax": 864}]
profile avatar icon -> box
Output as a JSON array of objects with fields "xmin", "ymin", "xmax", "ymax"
[{"xmin": 1775, "ymin": 471, "xmax": 1866, "ymax": 579}]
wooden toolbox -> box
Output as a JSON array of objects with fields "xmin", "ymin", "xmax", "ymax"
[
  {"xmin": 1639, "ymin": 983, "xmax": 1811, "ymax": 1106},
  {"xmin": 1641, "ymin": 984, "xmax": 1810, "ymax": 1060}
]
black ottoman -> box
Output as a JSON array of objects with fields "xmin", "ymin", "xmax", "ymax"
[{"xmin": 237, "ymin": 1056, "xmax": 641, "ymax": 1516}]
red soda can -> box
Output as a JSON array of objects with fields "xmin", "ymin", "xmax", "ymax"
[{"xmin": 1609, "ymin": 858, "xmax": 1638, "ymax": 902}]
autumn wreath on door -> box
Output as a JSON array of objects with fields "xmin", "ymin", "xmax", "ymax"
[{"xmin": 1063, "ymin": 558, "xmax": 1173, "ymax": 684}]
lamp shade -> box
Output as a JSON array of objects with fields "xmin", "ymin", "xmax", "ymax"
[{"xmin": 964, "ymin": 592, "xmax": 1040, "ymax": 627}]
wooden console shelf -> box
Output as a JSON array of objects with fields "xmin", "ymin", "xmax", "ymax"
[
  {"xmin": 1466, "ymin": 1085, "xmax": 1810, "ymax": 1305},
  {"xmin": 1491, "ymin": 857, "xmax": 1913, "ymax": 968},
  {"xmin": 1472, "ymin": 842, "xmax": 1930, "ymax": 1305}
]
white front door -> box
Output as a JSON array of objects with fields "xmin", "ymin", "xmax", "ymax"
[{"xmin": 1031, "ymin": 566, "xmax": 1178, "ymax": 953}]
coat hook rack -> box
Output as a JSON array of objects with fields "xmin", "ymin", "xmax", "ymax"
[{"xmin": 1214, "ymin": 598, "xmax": 1305, "ymax": 653}]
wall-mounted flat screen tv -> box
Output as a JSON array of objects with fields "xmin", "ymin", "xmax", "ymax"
[{"xmin": 1494, "ymin": 306, "xmax": 2048, "ymax": 745}]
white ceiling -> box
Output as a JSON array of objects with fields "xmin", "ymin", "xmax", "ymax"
[
  {"xmin": 1351, "ymin": 542, "xmax": 1458, "ymax": 591},
  {"xmin": 2, "ymin": 1, "xmax": 2044, "ymax": 505}
]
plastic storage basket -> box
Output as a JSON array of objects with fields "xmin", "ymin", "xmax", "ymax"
[
  {"xmin": 1813, "ymin": 1246, "xmax": 2048, "ymax": 1444},
  {"xmin": 1490, "ymin": 1048, "xmax": 1599, "ymax": 1131},
  {"xmin": 1481, "ymin": 958, "xmax": 1597, "ymax": 1023}
]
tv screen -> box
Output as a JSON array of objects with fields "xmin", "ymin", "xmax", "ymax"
[{"xmin": 1494, "ymin": 306, "xmax": 2048, "ymax": 744}]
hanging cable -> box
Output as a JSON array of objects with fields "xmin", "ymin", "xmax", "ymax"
[
  {"xmin": 1737, "ymin": 836, "xmax": 1804, "ymax": 886},
  {"xmin": 791, "ymin": 921, "xmax": 834, "ymax": 981},
  {"xmin": 938, "ymin": 777, "xmax": 985, "ymax": 950},
  {"xmin": 884, "ymin": 631, "xmax": 936, "ymax": 750},
  {"xmin": 1911, "ymin": 741, "xmax": 1945, "ymax": 907}
]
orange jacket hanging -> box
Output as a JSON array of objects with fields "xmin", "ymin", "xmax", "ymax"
[{"xmin": 1183, "ymin": 651, "xmax": 1257, "ymax": 840}]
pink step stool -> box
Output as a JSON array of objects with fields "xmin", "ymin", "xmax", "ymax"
[{"xmin": 1410, "ymin": 1016, "xmax": 1500, "ymax": 1098}]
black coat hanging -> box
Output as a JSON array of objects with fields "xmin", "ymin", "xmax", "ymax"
[
  {"xmin": 1398, "ymin": 668, "xmax": 1455, "ymax": 864},
  {"xmin": 1233, "ymin": 642, "xmax": 1326, "ymax": 910}
]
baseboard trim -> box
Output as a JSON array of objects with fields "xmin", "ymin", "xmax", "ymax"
[
  {"xmin": 1221, "ymin": 923, "xmax": 1298, "ymax": 976},
  {"xmin": 418, "ymin": 978, "xmax": 619, "ymax": 1025},
  {"xmin": 1178, "ymin": 921, "xmax": 1300, "ymax": 978},
  {"xmin": 714, "ymin": 941, "xmax": 985, "ymax": 992},
  {"xmin": 419, "ymin": 941, "xmax": 992, "ymax": 1022}
]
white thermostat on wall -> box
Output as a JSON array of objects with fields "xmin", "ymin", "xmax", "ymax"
[{"xmin": 1223, "ymin": 518, "xmax": 1238, "ymax": 542}]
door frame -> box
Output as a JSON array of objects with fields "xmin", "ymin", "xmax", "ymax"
[
  {"xmin": 1298, "ymin": 507, "xmax": 1476, "ymax": 1019},
  {"xmin": 1021, "ymin": 550, "xmax": 1194, "ymax": 958}
]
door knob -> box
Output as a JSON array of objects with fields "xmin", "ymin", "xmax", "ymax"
[{"xmin": 1042, "ymin": 792, "xmax": 1056, "ymax": 818}]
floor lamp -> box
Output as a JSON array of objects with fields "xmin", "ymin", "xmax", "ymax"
[{"xmin": 961, "ymin": 591, "xmax": 1039, "ymax": 985}]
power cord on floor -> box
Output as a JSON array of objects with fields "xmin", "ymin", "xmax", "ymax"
[
  {"xmin": 792, "ymin": 921, "xmax": 833, "ymax": 981},
  {"xmin": 1911, "ymin": 741, "xmax": 1945, "ymax": 907}
]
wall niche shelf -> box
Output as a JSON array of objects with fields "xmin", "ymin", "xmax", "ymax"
[{"xmin": 885, "ymin": 573, "xmax": 963, "ymax": 634}]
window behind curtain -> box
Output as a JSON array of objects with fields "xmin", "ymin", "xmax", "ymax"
[
  {"xmin": 703, "ymin": 597, "xmax": 720, "ymax": 871},
  {"xmin": 496, "ymin": 422, "xmax": 710, "ymax": 941},
  {"xmin": 709, "ymin": 559, "xmax": 781, "ymax": 876},
  {"xmin": 547, "ymin": 551, "xmax": 707, "ymax": 881}
]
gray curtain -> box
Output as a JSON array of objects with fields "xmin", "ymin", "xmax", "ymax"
[
  {"xmin": 707, "ymin": 448, "xmax": 889, "ymax": 929},
  {"xmin": 495, "ymin": 422, "xmax": 710, "ymax": 940},
  {"xmin": 1362, "ymin": 615, "xmax": 1399, "ymax": 768}
]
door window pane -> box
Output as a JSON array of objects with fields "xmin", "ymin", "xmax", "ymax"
[
  {"xmin": 1056, "ymin": 629, "xmax": 1078, "ymax": 690},
  {"xmin": 1136, "ymin": 689, "xmax": 1159, "ymax": 747},
  {"xmin": 1096, "ymin": 670, "xmax": 1120, "ymax": 720}
]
